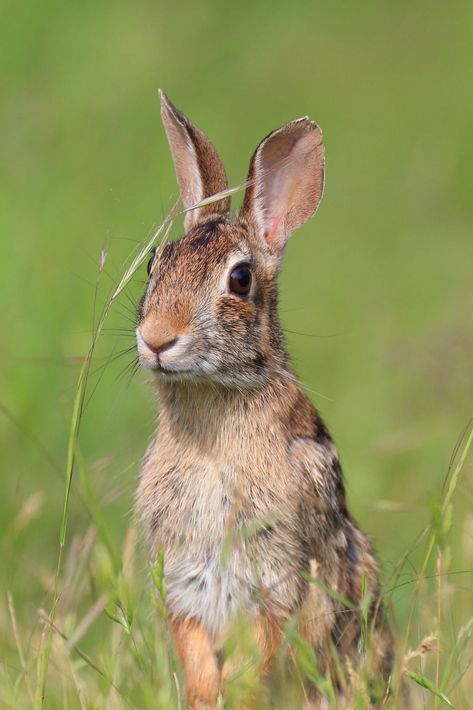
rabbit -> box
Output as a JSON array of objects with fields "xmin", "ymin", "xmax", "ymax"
[{"xmin": 135, "ymin": 91, "xmax": 394, "ymax": 709}]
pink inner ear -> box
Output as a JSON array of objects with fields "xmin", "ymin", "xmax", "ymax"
[
  {"xmin": 265, "ymin": 211, "xmax": 284, "ymax": 245},
  {"xmin": 260, "ymin": 156, "xmax": 299, "ymax": 249},
  {"xmin": 253, "ymin": 126, "xmax": 324, "ymax": 254}
]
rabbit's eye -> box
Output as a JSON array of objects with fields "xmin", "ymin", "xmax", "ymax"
[
  {"xmin": 229, "ymin": 264, "xmax": 252, "ymax": 296},
  {"xmin": 147, "ymin": 248, "xmax": 157, "ymax": 277}
]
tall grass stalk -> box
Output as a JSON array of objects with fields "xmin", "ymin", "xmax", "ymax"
[{"xmin": 34, "ymin": 210, "xmax": 176, "ymax": 707}]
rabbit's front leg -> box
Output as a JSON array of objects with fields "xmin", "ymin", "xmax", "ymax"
[
  {"xmin": 251, "ymin": 611, "xmax": 284, "ymax": 673},
  {"xmin": 170, "ymin": 615, "xmax": 220, "ymax": 710},
  {"xmin": 221, "ymin": 611, "xmax": 284, "ymax": 694}
]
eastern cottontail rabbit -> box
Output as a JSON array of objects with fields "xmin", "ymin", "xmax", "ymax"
[{"xmin": 136, "ymin": 92, "xmax": 393, "ymax": 709}]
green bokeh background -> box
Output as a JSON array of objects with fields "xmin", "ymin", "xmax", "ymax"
[{"xmin": 1, "ymin": 0, "xmax": 472, "ymax": 670}]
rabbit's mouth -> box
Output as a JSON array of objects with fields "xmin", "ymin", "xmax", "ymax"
[{"xmin": 155, "ymin": 364, "xmax": 195, "ymax": 378}]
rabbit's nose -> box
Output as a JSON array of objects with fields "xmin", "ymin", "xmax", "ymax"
[
  {"xmin": 143, "ymin": 336, "xmax": 177, "ymax": 356},
  {"xmin": 138, "ymin": 314, "xmax": 182, "ymax": 358}
]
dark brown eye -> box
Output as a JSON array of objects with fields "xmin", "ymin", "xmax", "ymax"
[
  {"xmin": 229, "ymin": 264, "xmax": 252, "ymax": 296},
  {"xmin": 147, "ymin": 247, "xmax": 157, "ymax": 277}
]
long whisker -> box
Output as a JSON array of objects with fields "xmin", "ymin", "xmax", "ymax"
[{"xmin": 283, "ymin": 328, "xmax": 340, "ymax": 339}]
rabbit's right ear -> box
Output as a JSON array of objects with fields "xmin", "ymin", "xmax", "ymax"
[
  {"xmin": 159, "ymin": 91, "xmax": 230, "ymax": 232},
  {"xmin": 240, "ymin": 118, "xmax": 324, "ymax": 267}
]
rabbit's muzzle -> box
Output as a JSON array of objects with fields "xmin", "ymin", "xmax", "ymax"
[{"xmin": 137, "ymin": 310, "xmax": 191, "ymax": 372}]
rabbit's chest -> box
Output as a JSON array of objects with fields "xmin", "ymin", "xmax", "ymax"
[
  {"xmin": 151, "ymin": 461, "xmax": 257, "ymax": 633},
  {"xmin": 138, "ymin": 437, "xmax": 303, "ymax": 634}
]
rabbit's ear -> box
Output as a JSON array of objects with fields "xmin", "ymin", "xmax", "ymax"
[
  {"xmin": 159, "ymin": 90, "xmax": 230, "ymax": 231},
  {"xmin": 240, "ymin": 118, "xmax": 324, "ymax": 265}
]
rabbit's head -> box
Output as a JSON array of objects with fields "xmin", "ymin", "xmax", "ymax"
[{"xmin": 136, "ymin": 92, "xmax": 324, "ymax": 388}]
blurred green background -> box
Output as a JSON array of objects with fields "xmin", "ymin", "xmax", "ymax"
[{"xmin": 1, "ymin": 0, "xmax": 472, "ymax": 705}]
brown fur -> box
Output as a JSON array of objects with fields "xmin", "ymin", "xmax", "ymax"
[
  {"xmin": 170, "ymin": 615, "xmax": 220, "ymax": 709},
  {"xmin": 159, "ymin": 91, "xmax": 230, "ymax": 232},
  {"xmin": 135, "ymin": 94, "xmax": 393, "ymax": 708}
]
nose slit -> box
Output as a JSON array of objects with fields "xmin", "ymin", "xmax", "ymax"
[{"xmin": 144, "ymin": 337, "xmax": 178, "ymax": 356}]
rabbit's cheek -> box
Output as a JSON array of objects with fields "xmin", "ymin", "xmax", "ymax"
[{"xmin": 215, "ymin": 298, "xmax": 254, "ymax": 338}]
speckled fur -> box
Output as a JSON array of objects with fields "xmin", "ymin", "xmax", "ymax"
[{"xmin": 135, "ymin": 93, "xmax": 393, "ymax": 708}]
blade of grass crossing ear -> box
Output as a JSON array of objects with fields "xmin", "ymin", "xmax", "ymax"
[{"xmin": 182, "ymin": 181, "xmax": 248, "ymax": 215}]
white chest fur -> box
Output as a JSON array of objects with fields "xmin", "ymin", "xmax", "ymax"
[{"xmin": 160, "ymin": 463, "xmax": 257, "ymax": 635}]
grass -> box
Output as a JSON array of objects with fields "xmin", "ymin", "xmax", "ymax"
[{"xmin": 1, "ymin": 0, "xmax": 472, "ymax": 707}]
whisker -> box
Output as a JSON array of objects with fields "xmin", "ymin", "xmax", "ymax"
[
  {"xmin": 83, "ymin": 345, "xmax": 137, "ymax": 412},
  {"xmin": 275, "ymin": 367, "xmax": 334, "ymax": 403},
  {"xmin": 88, "ymin": 345, "xmax": 137, "ymax": 380},
  {"xmin": 283, "ymin": 328, "xmax": 340, "ymax": 339},
  {"xmin": 115, "ymin": 356, "xmax": 141, "ymax": 388}
]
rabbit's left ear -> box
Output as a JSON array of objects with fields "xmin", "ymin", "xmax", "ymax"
[
  {"xmin": 159, "ymin": 90, "xmax": 230, "ymax": 231},
  {"xmin": 240, "ymin": 118, "xmax": 324, "ymax": 264}
]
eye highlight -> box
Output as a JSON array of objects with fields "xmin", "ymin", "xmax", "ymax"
[
  {"xmin": 147, "ymin": 247, "xmax": 157, "ymax": 277},
  {"xmin": 229, "ymin": 263, "xmax": 252, "ymax": 296}
]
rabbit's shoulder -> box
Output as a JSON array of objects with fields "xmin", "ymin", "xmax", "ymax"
[
  {"xmin": 287, "ymin": 395, "xmax": 380, "ymax": 607},
  {"xmin": 286, "ymin": 389, "xmax": 345, "ymax": 509}
]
